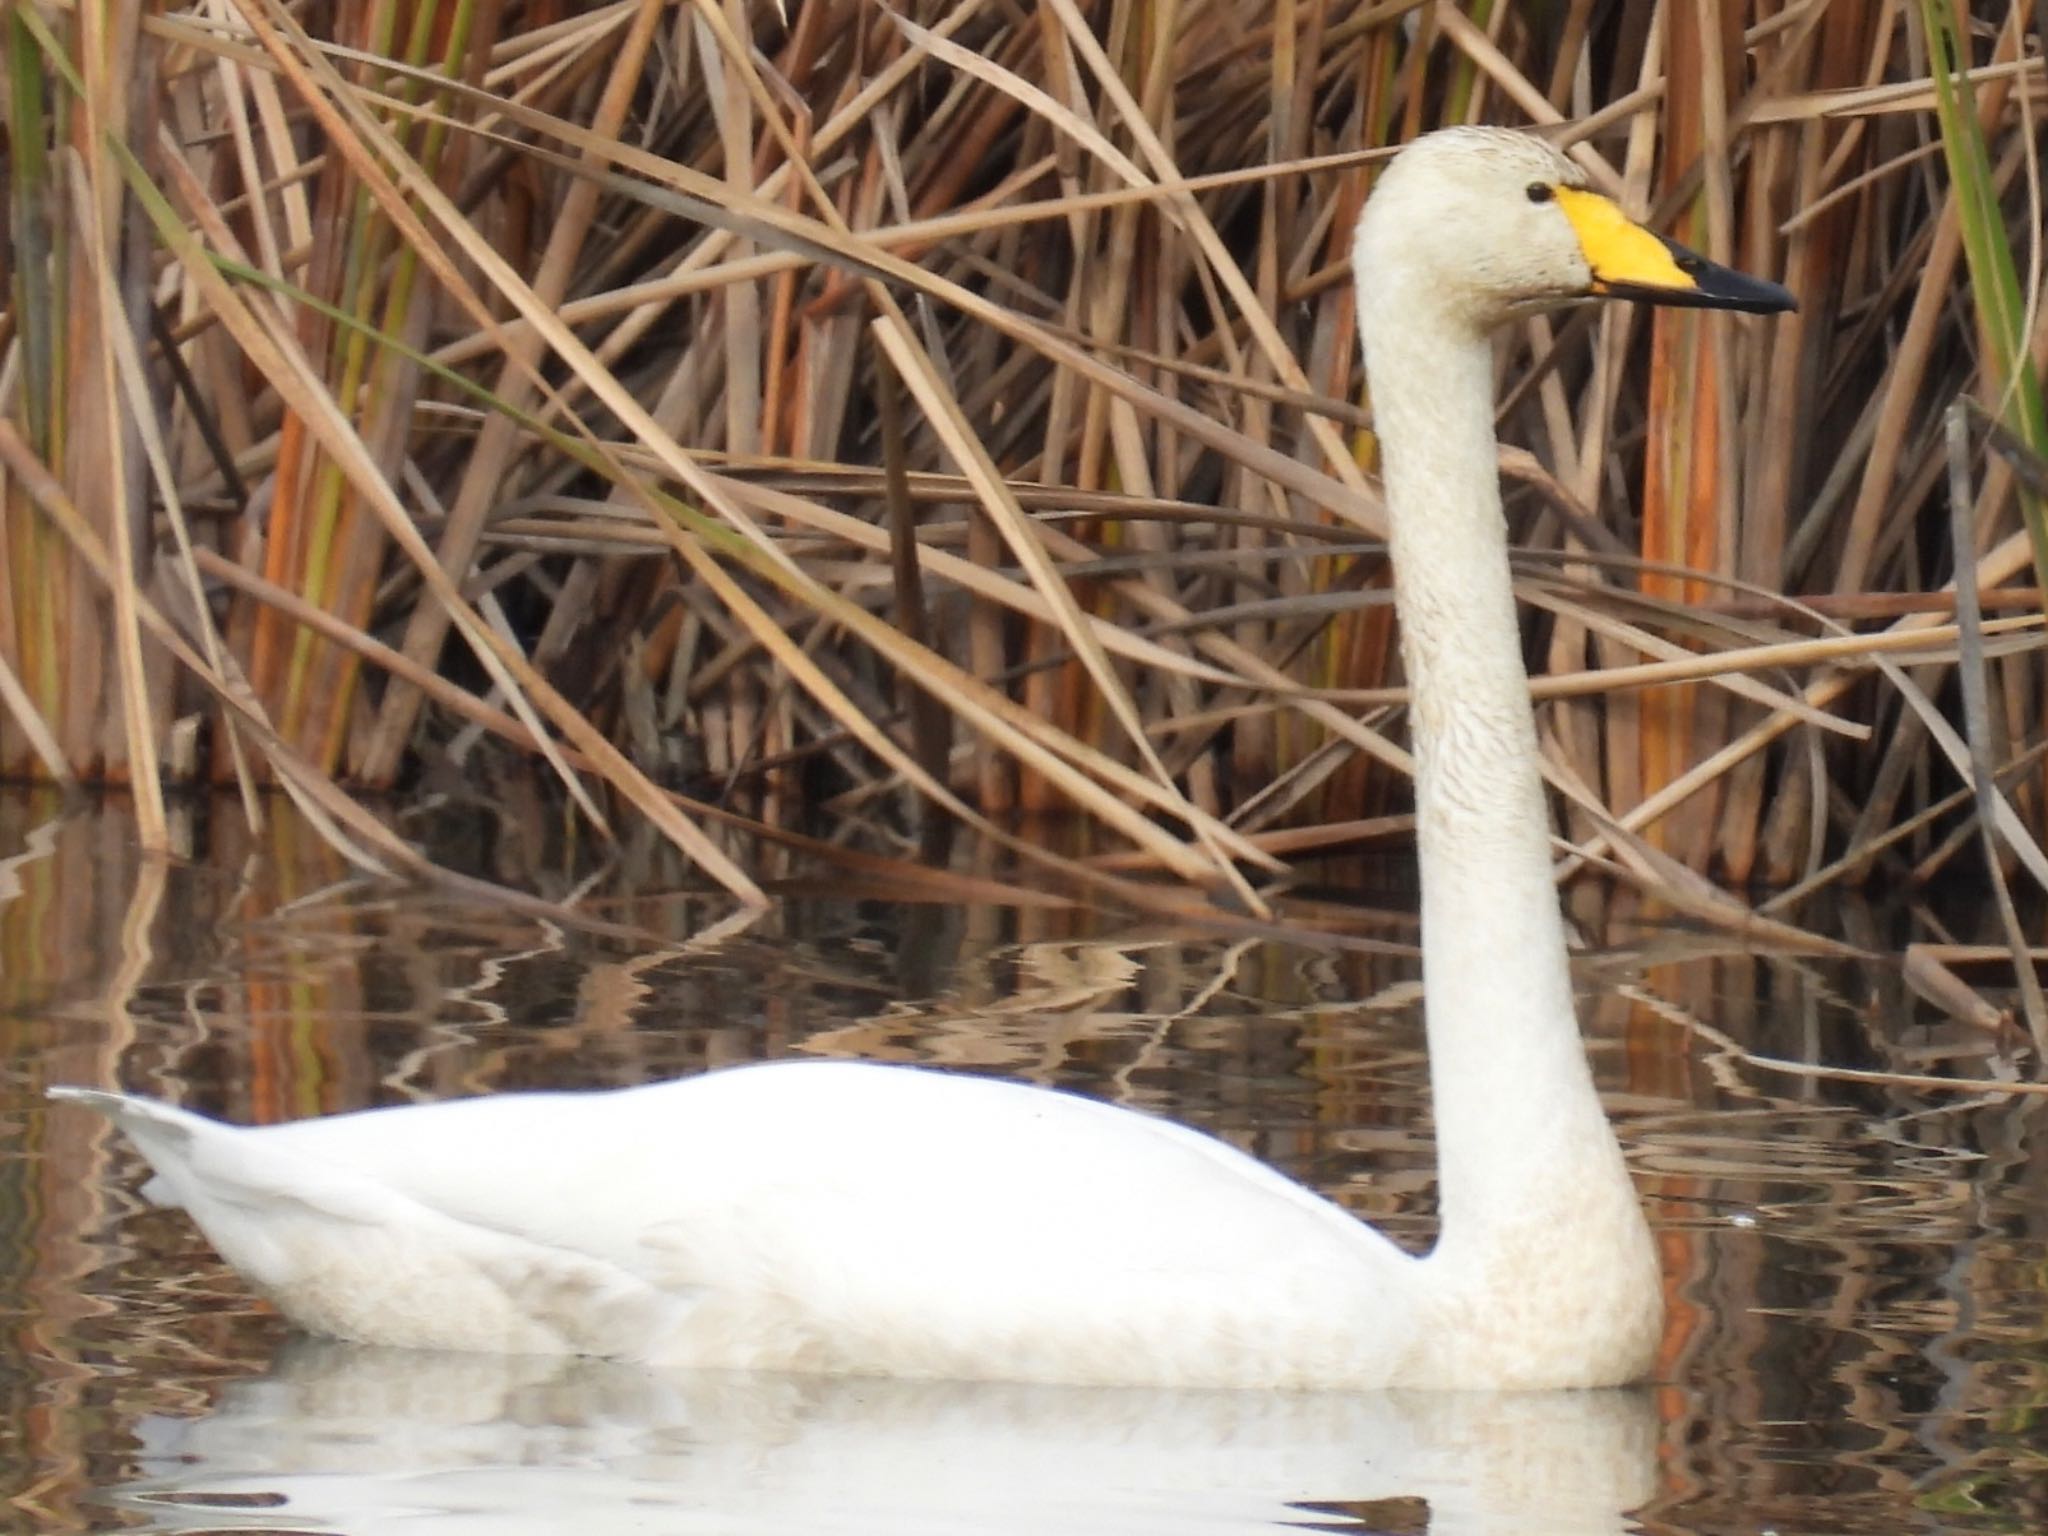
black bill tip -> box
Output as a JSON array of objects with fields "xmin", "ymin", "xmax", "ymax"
[{"xmin": 1598, "ymin": 234, "xmax": 1797, "ymax": 314}]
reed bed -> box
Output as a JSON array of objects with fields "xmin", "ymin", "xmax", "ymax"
[{"xmin": 2, "ymin": 0, "xmax": 2045, "ymax": 923}]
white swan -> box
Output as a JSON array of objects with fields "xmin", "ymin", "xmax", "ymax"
[{"xmin": 51, "ymin": 127, "xmax": 1793, "ymax": 1391}]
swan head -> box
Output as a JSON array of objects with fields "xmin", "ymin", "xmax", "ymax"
[{"xmin": 1353, "ymin": 127, "xmax": 1795, "ymax": 336}]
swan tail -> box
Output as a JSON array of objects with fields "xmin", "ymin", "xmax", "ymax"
[
  {"xmin": 48, "ymin": 1086, "xmax": 209, "ymax": 1207},
  {"xmin": 48, "ymin": 1086, "xmax": 679, "ymax": 1356},
  {"xmin": 47, "ymin": 1086, "xmax": 393, "ymax": 1223}
]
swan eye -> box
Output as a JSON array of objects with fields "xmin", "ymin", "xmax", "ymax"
[{"xmin": 1526, "ymin": 183, "xmax": 1555, "ymax": 204}]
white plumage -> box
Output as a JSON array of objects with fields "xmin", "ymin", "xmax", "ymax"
[
  {"xmin": 53, "ymin": 1064, "xmax": 1423, "ymax": 1385},
  {"xmin": 54, "ymin": 127, "xmax": 1793, "ymax": 1390}
]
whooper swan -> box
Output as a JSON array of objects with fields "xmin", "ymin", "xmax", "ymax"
[{"xmin": 51, "ymin": 127, "xmax": 1793, "ymax": 1392}]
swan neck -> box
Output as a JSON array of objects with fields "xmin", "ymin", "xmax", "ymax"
[{"xmin": 1361, "ymin": 315, "xmax": 1619, "ymax": 1242}]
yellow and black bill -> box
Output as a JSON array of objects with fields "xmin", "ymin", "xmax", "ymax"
[{"xmin": 1554, "ymin": 185, "xmax": 1797, "ymax": 314}]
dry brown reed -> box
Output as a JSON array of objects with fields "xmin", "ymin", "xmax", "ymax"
[{"xmin": 2, "ymin": 0, "xmax": 2046, "ymax": 921}]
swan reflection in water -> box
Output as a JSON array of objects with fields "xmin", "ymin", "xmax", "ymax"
[{"xmin": 112, "ymin": 1340, "xmax": 1658, "ymax": 1535}]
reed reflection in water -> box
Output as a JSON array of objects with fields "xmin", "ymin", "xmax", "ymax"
[{"xmin": 5, "ymin": 794, "xmax": 2048, "ymax": 1534}]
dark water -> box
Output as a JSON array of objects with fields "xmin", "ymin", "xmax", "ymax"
[{"xmin": 2, "ymin": 794, "xmax": 2042, "ymax": 1534}]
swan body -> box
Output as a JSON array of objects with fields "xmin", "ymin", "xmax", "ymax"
[
  {"xmin": 60, "ymin": 1064, "xmax": 1424, "ymax": 1387},
  {"xmin": 52, "ymin": 127, "xmax": 1792, "ymax": 1391}
]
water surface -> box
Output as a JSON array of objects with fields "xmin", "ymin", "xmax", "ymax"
[{"xmin": 2, "ymin": 795, "xmax": 2040, "ymax": 1534}]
